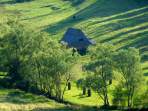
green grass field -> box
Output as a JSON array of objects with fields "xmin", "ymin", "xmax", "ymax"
[
  {"xmin": 0, "ymin": 88, "xmax": 68, "ymax": 111},
  {"xmin": 0, "ymin": 88, "xmax": 120, "ymax": 111},
  {"xmin": 0, "ymin": 0, "xmax": 148, "ymax": 109},
  {"xmin": 1, "ymin": 0, "xmax": 147, "ymax": 73}
]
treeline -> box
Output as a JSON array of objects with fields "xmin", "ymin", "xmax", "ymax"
[
  {"xmin": 0, "ymin": 16, "xmax": 77, "ymax": 101},
  {"xmin": 0, "ymin": 16, "xmax": 147, "ymax": 109},
  {"xmin": 77, "ymin": 44, "xmax": 147, "ymax": 109}
]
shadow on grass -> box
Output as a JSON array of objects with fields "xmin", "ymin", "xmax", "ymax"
[
  {"xmin": 143, "ymin": 67, "xmax": 148, "ymax": 70},
  {"xmin": 62, "ymin": 0, "xmax": 85, "ymax": 6},
  {"xmin": 91, "ymin": 10, "xmax": 148, "ymax": 40},
  {"xmin": 142, "ymin": 55, "xmax": 148, "ymax": 62},
  {"xmin": 72, "ymin": 94, "xmax": 89, "ymax": 99},
  {"xmin": 118, "ymin": 35, "xmax": 148, "ymax": 62},
  {"xmin": 100, "ymin": 25, "xmax": 148, "ymax": 43},
  {"xmin": 32, "ymin": 105, "xmax": 100, "ymax": 111},
  {"xmin": 119, "ymin": 35, "xmax": 148, "ymax": 50},
  {"xmin": 114, "ymin": 31, "xmax": 148, "ymax": 45},
  {"xmin": 44, "ymin": 0, "xmax": 148, "ymax": 35},
  {"xmin": 0, "ymin": 0, "xmax": 14, "ymax": 4},
  {"xmin": 142, "ymin": 65, "xmax": 148, "ymax": 76},
  {"xmin": 31, "ymin": 104, "xmax": 148, "ymax": 111},
  {"xmin": 140, "ymin": 47, "xmax": 148, "ymax": 53},
  {"xmin": 0, "ymin": 88, "xmax": 50, "ymax": 104},
  {"xmin": 0, "ymin": 0, "xmax": 34, "ymax": 4},
  {"xmin": 144, "ymin": 72, "xmax": 148, "ymax": 76}
]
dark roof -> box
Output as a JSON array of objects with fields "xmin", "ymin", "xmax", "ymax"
[{"xmin": 61, "ymin": 28, "xmax": 95, "ymax": 49}]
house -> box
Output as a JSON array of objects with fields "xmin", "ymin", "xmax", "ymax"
[{"xmin": 60, "ymin": 28, "xmax": 95, "ymax": 55}]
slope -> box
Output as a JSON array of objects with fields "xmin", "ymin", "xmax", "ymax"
[{"xmin": 0, "ymin": 0, "xmax": 148, "ymax": 88}]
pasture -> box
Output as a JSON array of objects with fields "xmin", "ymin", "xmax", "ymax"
[{"xmin": 0, "ymin": 0, "xmax": 148, "ymax": 110}]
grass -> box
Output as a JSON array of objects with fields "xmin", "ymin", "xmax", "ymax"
[
  {"xmin": 0, "ymin": 0, "xmax": 148, "ymax": 109},
  {"xmin": 142, "ymin": 61, "xmax": 148, "ymax": 76},
  {"xmin": 64, "ymin": 84, "xmax": 102, "ymax": 106},
  {"xmin": 0, "ymin": 88, "xmax": 68, "ymax": 111},
  {"xmin": 1, "ymin": 0, "xmax": 147, "ymax": 56},
  {"xmin": 0, "ymin": 72, "xmax": 7, "ymax": 79},
  {"xmin": 64, "ymin": 79, "xmax": 120, "ymax": 107},
  {"xmin": 0, "ymin": 88, "xmax": 122, "ymax": 111}
]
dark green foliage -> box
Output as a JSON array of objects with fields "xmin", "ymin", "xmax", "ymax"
[
  {"xmin": 133, "ymin": 88, "xmax": 148, "ymax": 108},
  {"xmin": 113, "ymin": 48, "xmax": 144, "ymax": 108},
  {"xmin": 83, "ymin": 44, "xmax": 115, "ymax": 106},
  {"xmin": 112, "ymin": 84, "xmax": 126, "ymax": 107},
  {"xmin": 0, "ymin": 15, "xmax": 77, "ymax": 102},
  {"xmin": 0, "ymin": 18, "xmax": 33, "ymax": 86}
]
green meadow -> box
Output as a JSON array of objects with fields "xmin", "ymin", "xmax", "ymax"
[
  {"xmin": 0, "ymin": 0, "xmax": 148, "ymax": 110},
  {"xmin": 1, "ymin": 0, "xmax": 147, "ymax": 73},
  {"xmin": 0, "ymin": 88, "xmax": 66, "ymax": 111}
]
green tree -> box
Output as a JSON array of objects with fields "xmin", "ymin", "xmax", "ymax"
[
  {"xmin": 76, "ymin": 78, "xmax": 88, "ymax": 95},
  {"xmin": 0, "ymin": 14, "xmax": 77, "ymax": 101},
  {"xmin": 112, "ymin": 83, "xmax": 126, "ymax": 108},
  {"xmin": 0, "ymin": 17, "xmax": 36, "ymax": 85},
  {"xmin": 22, "ymin": 38, "xmax": 76, "ymax": 101},
  {"xmin": 114, "ymin": 47, "xmax": 143, "ymax": 108},
  {"xmin": 85, "ymin": 44, "xmax": 115, "ymax": 107}
]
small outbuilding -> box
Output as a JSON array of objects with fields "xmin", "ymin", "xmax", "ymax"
[{"xmin": 60, "ymin": 28, "xmax": 95, "ymax": 55}]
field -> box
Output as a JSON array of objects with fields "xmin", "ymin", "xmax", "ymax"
[
  {"xmin": 1, "ymin": 0, "xmax": 147, "ymax": 74},
  {"xmin": 0, "ymin": 0, "xmax": 148, "ymax": 110},
  {"xmin": 0, "ymin": 87, "xmax": 118, "ymax": 111},
  {"xmin": 0, "ymin": 87, "xmax": 68, "ymax": 111}
]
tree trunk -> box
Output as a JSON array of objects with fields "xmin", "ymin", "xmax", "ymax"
[
  {"xmin": 127, "ymin": 91, "xmax": 131, "ymax": 109},
  {"xmin": 68, "ymin": 82, "xmax": 71, "ymax": 90},
  {"xmin": 103, "ymin": 86, "xmax": 109, "ymax": 107},
  {"xmin": 83, "ymin": 87, "xmax": 86, "ymax": 95},
  {"xmin": 109, "ymin": 79, "xmax": 112, "ymax": 85},
  {"xmin": 104, "ymin": 94, "xmax": 109, "ymax": 107},
  {"xmin": 87, "ymin": 88, "xmax": 91, "ymax": 97}
]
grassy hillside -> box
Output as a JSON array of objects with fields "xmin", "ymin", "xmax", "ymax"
[
  {"xmin": 0, "ymin": 88, "xmax": 119, "ymax": 111},
  {"xmin": 0, "ymin": 0, "xmax": 148, "ymax": 108},
  {"xmin": 1, "ymin": 0, "xmax": 147, "ymax": 75},
  {"xmin": 0, "ymin": 88, "xmax": 68, "ymax": 111}
]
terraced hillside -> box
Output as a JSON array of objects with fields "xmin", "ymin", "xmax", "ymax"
[{"xmin": 1, "ymin": 0, "xmax": 147, "ymax": 75}]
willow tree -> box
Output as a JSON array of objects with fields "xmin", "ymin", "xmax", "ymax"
[
  {"xmin": 43, "ymin": 44, "xmax": 76, "ymax": 101},
  {"xmin": 114, "ymin": 47, "xmax": 143, "ymax": 108},
  {"xmin": 85, "ymin": 44, "xmax": 115, "ymax": 107},
  {"xmin": 21, "ymin": 36, "xmax": 77, "ymax": 101},
  {"xmin": 0, "ymin": 16, "xmax": 37, "ymax": 86}
]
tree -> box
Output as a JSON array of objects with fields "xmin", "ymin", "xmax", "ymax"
[
  {"xmin": 0, "ymin": 15, "xmax": 77, "ymax": 102},
  {"xmin": 112, "ymin": 83, "xmax": 126, "ymax": 108},
  {"xmin": 21, "ymin": 38, "xmax": 76, "ymax": 101},
  {"xmin": 0, "ymin": 17, "xmax": 36, "ymax": 86},
  {"xmin": 133, "ymin": 85, "xmax": 148, "ymax": 108},
  {"xmin": 114, "ymin": 47, "xmax": 143, "ymax": 108},
  {"xmin": 76, "ymin": 78, "xmax": 87, "ymax": 95},
  {"xmin": 84, "ymin": 44, "xmax": 115, "ymax": 107}
]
